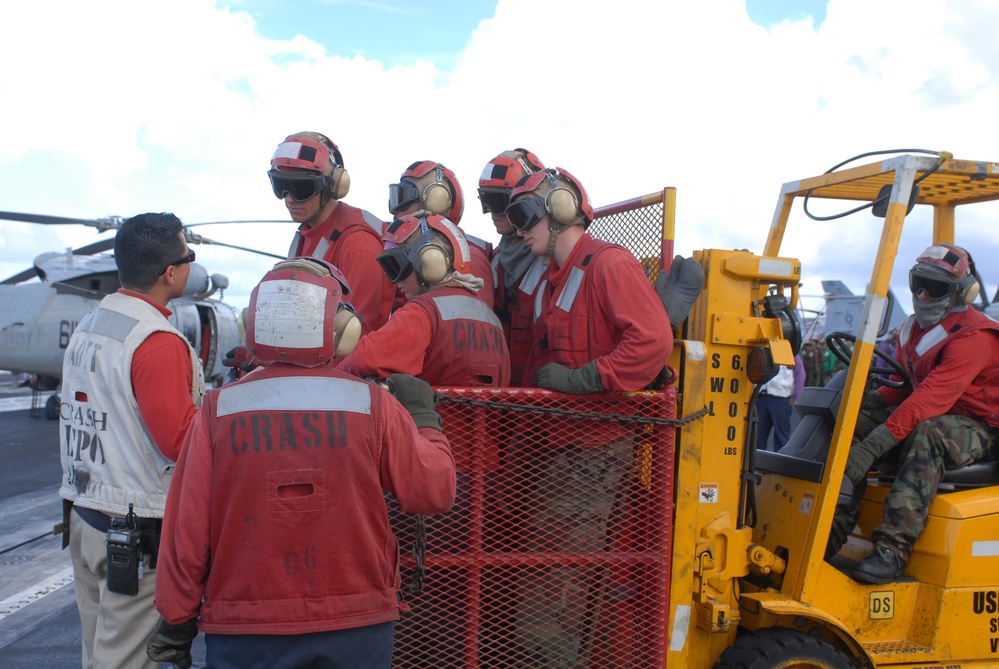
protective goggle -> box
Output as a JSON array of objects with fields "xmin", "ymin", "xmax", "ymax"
[
  {"xmin": 376, "ymin": 243, "xmax": 416, "ymax": 283},
  {"xmin": 506, "ymin": 196, "xmax": 548, "ymax": 232},
  {"xmin": 388, "ymin": 181, "xmax": 421, "ymax": 213},
  {"xmin": 158, "ymin": 249, "xmax": 196, "ymax": 276},
  {"xmin": 268, "ymin": 171, "xmax": 327, "ymax": 202},
  {"xmin": 478, "ymin": 189, "xmax": 510, "ymax": 215},
  {"xmin": 909, "ymin": 272, "xmax": 954, "ymax": 300}
]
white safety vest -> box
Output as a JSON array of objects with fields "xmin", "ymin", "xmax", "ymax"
[{"xmin": 59, "ymin": 292, "xmax": 204, "ymax": 518}]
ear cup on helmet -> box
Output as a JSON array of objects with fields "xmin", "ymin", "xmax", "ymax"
[
  {"xmin": 423, "ymin": 182, "xmax": 452, "ymax": 216},
  {"xmin": 416, "ymin": 241, "xmax": 451, "ymax": 284},
  {"xmin": 332, "ymin": 305, "xmax": 362, "ymax": 358},
  {"xmin": 547, "ymin": 187, "xmax": 580, "ymax": 225},
  {"xmin": 958, "ymin": 276, "xmax": 980, "ymax": 305},
  {"xmin": 329, "ymin": 165, "xmax": 351, "ymax": 200}
]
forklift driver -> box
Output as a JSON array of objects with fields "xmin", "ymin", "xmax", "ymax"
[{"xmin": 829, "ymin": 243, "xmax": 999, "ymax": 584}]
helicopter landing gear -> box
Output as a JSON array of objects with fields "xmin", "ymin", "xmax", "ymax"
[{"xmin": 44, "ymin": 394, "xmax": 60, "ymax": 421}]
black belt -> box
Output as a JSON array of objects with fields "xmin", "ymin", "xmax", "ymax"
[
  {"xmin": 74, "ymin": 505, "xmax": 115, "ymax": 533},
  {"xmin": 73, "ymin": 505, "xmax": 163, "ymax": 565}
]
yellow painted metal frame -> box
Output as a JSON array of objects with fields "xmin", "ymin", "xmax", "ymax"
[{"xmin": 743, "ymin": 156, "xmax": 999, "ymax": 666}]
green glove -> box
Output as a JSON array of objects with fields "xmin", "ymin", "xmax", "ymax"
[
  {"xmin": 387, "ymin": 374, "xmax": 442, "ymax": 431},
  {"xmin": 844, "ymin": 424, "xmax": 898, "ymax": 486},
  {"xmin": 536, "ymin": 360, "xmax": 603, "ymax": 394},
  {"xmin": 146, "ymin": 617, "xmax": 198, "ymax": 668}
]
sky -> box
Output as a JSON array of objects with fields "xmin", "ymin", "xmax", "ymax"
[{"xmin": 2, "ymin": 0, "xmax": 999, "ymax": 316}]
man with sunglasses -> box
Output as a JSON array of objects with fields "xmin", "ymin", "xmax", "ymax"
[
  {"xmin": 829, "ymin": 243, "xmax": 999, "ymax": 584},
  {"xmin": 507, "ymin": 168, "xmax": 671, "ymax": 668},
  {"xmin": 388, "ymin": 160, "xmax": 495, "ymax": 309},
  {"xmin": 58, "ymin": 212, "xmax": 205, "ymax": 669},
  {"xmin": 269, "ymin": 131, "xmax": 394, "ymax": 334},
  {"xmin": 479, "ymin": 148, "xmax": 547, "ymax": 386}
]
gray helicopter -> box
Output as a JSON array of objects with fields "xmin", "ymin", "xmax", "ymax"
[{"xmin": 0, "ymin": 211, "xmax": 287, "ymax": 418}]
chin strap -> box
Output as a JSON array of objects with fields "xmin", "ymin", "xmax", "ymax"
[
  {"xmin": 300, "ymin": 182, "xmax": 334, "ymax": 227},
  {"xmin": 542, "ymin": 220, "xmax": 563, "ymax": 266}
]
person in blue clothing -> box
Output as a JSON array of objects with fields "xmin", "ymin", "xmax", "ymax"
[{"xmin": 757, "ymin": 354, "xmax": 806, "ymax": 450}]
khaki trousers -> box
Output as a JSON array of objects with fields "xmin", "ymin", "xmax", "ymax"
[{"xmin": 69, "ymin": 507, "xmax": 160, "ymax": 669}]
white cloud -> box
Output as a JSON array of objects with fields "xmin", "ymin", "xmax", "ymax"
[{"xmin": 1, "ymin": 0, "xmax": 998, "ymax": 310}]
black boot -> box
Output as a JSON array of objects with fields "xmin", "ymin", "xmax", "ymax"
[{"xmin": 850, "ymin": 544, "xmax": 905, "ymax": 584}]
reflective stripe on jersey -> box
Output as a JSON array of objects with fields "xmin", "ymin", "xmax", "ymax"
[
  {"xmin": 519, "ymin": 256, "xmax": 547, "ymax": 295},
  {"xmin": 914, "ymin": 323, "xmax": 949, "ymax": 357},
  {"xmin": 555, "ymin": 266, "xmax": 586, "ymax": 312},
  {"xmin": 217, "ymin": 376, "xmax": 372, "ymax": 416},
  {"xmin": 434, "ymin": 294, "xmax": 502, "ymax": 326}
]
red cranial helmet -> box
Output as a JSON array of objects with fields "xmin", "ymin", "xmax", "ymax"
[
  {"xmin": 388, "ymin": 161, "xmax": 464, "ymax": 224},
  {"xmin": 268, "ymin": 132, "xmax": 351, "ymax": 202},
  {"xmin": 477, "ymin": 148, "xmax": 546, "ymax": 215},
  {"xmin": 377, "ymin": 213, "xmax": 472, "ymax": 286},
  {"xmin": 507, "ymin": 167, "xmax": 594, "ymax": 231},
  {"xmin": 246, "ymin": 258, "xmax": 361, "ymax": 365},
  {"xmin": 909, "ymin": 242, "xmax": 979, "ymax": 305}
]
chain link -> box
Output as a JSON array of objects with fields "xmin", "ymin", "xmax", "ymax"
[
  {"xmin": 437, "ymin": 393, "xmax": 708, "ymax": 428},
  {"xmin": 408, "ymin": 514, "xmax": 427, "ymax": 595}
]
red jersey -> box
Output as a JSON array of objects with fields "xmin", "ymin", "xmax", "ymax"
[
  {"xmin": 289, "ymin": 202, "xmax": 395, "ymax": 334},
  {"xmin": 154, "ymin": 364, "xmax": 455, "ymax": 633},
  {"xmin": 525, "ymin": 233, "xmax": 672, "ymax": 391},
  {"xmin": 492, "ymin": 251, "xmax": 548, "ymax": 388},
  {"xmin": 880, "ymin": 309, "xmax": 999, "ymax": 439},
  {"xmin": 338, "ymin": 287, "xmax": 510, "ymax": 387}
]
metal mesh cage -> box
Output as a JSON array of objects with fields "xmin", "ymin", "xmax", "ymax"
[
  {"xmin": 388, "ymin": 387, "xmax": 676, "ymax": 668},
  {"xmin": 589, "ymin": 193, "xmax": 667, "ymax": 285}
]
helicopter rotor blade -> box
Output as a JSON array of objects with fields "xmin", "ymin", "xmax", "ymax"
[
  {"xmin": 3, "ymin": 211, "xmax": 288, "ymax": 262},
  {"xmin": 1, "ymin": 268, "xmax": 41, "ymax": 285},
  {"xmin": 0, "ymin": 210, "xmax": 124, "ymax": 231},
  {"xmin": 1, "ymin": 238, "xmax": 118, "ymax": 285},
  {"xmin": 73, "ymin": 238, "xmax": 117, "ymax": 256},
  {"xmin": 182, "ymin": 219, "xmax": 295, "ymax": 228},
  {"xmin": 184, "ymin": 232, "xmax": 285, "ymax": 260}
]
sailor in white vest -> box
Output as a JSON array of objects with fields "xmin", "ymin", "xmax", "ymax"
[{"xmin": 59, "ymin": 212, "xmax": 204, "ymax": 669}]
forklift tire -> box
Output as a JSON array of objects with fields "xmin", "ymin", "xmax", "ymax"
[
  {"xmin": 45, "ymin": 395, "xmax": 60, "ymax": 421},
  {"xmin": 713, "ymin": 627, "xmax": 853, "ymax": 669}
]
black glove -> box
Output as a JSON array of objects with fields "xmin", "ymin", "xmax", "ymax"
[
  {"xmin": 387, "ymin": 374, "xmax": 442, "ymax": 431},
  {"xmin": 146, "ymin": 617, "xmax": 198, "ymax": 668},
  {"xmin": 844, "ymin": 424, "xmax": 898, "ymax": 486},
  {"xmin": 536, "ymin": 360, "xmax": 603, "ymax": 394},
  {"xmin": 861, "ymin": 390, "xmax": 888, "ymax": 412}
]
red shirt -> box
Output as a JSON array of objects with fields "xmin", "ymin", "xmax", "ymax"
[
  {"xmin": 154, "ymin": 364, "xmax": 455, "ymax": 633},
  {"xmin": 120, "ymin": 290, "xmax": 196, "ymax": 461},
  {"xmin": 338, "ymin": 287, "xmax": 510, "ymax": 387},
  {"xmin": 525, "ymin": 234, "xmax": 672, "ymax": 391},
  {"xmin": 292, "ymin": 202, "xmax": 395, "ymax": 335},
  {"xmin": 880, "ymin": 310, "xmax": 999, "ymax": 439}
]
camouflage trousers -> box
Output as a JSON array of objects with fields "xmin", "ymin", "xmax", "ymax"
[
  {"xmin": 830, "ymin": 405, "xmax": 997, "ymax": 562},
  {"xmin": 516, "ymin": 439, "xmax": 633, "ymax": 669}
]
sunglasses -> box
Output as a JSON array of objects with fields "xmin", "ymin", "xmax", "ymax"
[
  {"xmin": 909, "ymin": 273, "xmax": 953, "ymax": 300},
  {"xmin": 159, "ymin": 249, "xmax": 196, "ymax": 276},
  {"xmin": 376, "ymin": 245, "xmax": 416, "ymax": 283},
  {"xmin": 388, "ymin": 181, "xmax": 424, "ymax": 214},
  {"xmin": 506, "ymin": 196, "xmax": 548, "ymax": 232},
  {"xmin": 268, "ymin": 171, "xmax": 327, "ymax": 202},
  {"xmin": 478, "ymin": 190, "xmax": 510, "ymax": 215}
]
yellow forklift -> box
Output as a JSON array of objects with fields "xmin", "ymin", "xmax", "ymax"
[
  {"xmin": 684, "ymin": 151, "xmax": 999, "ymax": 667},
  {"xmin": 390, "ymin": 153, "xmax": 999, "ymax": 668}
]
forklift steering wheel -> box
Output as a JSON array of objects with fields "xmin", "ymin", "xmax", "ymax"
[{"xmin": 824, "ymin": 331, "xmax": 911, "ymax": 389}]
